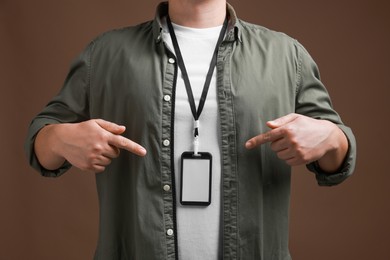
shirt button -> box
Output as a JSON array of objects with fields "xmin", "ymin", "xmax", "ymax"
[
  {"xmin": 163, "ymin": 185, "xmax": 171, "ymax": 192},
  {"xmin": 164, "ymin": 95, "xmax": 171, "ymax": 102},
  {"xmin": 163, "ymin": 139, "xmax": 170, "ymax": 147},
  {"xmin": 168, "ymin": 58, "xmax": 175, "ymax": 64},
  {"xmin": 167, "ymin": 229, "xmax": 174, "ymax": 236}
]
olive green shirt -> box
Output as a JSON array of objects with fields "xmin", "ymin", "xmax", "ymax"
[{"xmin": 25, "ymin": 2, "xmax": 356, "ymax": 259}]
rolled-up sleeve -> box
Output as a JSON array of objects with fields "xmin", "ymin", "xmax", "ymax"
[
  {"xmin": 294, "ymin": 41, "xmax": 357, "ymax": 186},
  {"xmin": 24, "ymin": 41, "xmax": 94, "ymax": 177}
]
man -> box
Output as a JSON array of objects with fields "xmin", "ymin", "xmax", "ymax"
[{"xmin": 25, "ymin": 0, "xmax": 356, "ymax": 259}]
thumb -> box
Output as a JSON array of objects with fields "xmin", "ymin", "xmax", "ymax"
[
  {"xmin": 94, "ymin": 119, "xmax": 126, "ymax": 135},
  {"xmin": 267, "ymin": 113, "xmax": 299, "ymax": 129}
]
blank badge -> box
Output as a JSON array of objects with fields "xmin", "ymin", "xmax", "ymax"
[{"xmin": 180, "ymin": 152, "xmax": 212, "ymax": 206}]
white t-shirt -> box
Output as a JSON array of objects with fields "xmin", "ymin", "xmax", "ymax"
[{"xmin": 162, "ymin": 20, "xmax": 223, "ymax": 259}]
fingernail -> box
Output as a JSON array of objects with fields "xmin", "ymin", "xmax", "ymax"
[
  {"xmin": 117, "ymin": 125, "xmax": 125, "ymax": 132},
  {"xmin": 139, "ymin": 147, "xmax": 147, "ymax": 156},
  {"xmin": 245, "ymin": 141, "xmax": 253, "ymax": 149}
]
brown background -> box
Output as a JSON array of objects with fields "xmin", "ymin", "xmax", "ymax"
[{"xmin": 1, "ymin": 0, "xmax": 389, "ymax": 259}]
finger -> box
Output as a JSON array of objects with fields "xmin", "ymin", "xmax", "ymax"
[
  {"xmin": 91, "ymin": 165, "xmax": 106, "ymax": 173},
  {"xmin": 93, "ymin": 155, "xmax": 113, "ymax": 166},
  {"xmin": 82, "ymin": 162, "xmax": 107, "ymax": 173},
  {"xmin": 267, "ymin": 113, "xmax": 299, "ymax": 129},
  {"xmin": 108, "ymin": 135, "xmax": 147, "ymax": 157},
  {"xmin": 270, "ymin": 138, "xmax": 288, "ymax": 153},
  {"xmin": 285, "ymin": 157, "xmax": 303, "ymax": 167},
  {"xmin": 245, "ymin": 128, "xmax": 284, "ymax": 149},
  {"xmin": 102, "ymin": 145, "xmax": 121, "ymax": 159},
  {"xmin": 95, "ymin": 119, "xmax": 126, "ymax": 135},
  {"xmin": 276, "ymin": 148, "xmax": 295, "ymax": 161}
]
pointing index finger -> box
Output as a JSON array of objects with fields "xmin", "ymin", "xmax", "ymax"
[
  {"xmin": 109, "ymin": 135, "xmax": 147, "ymax": 157},
  {"xmin": 245, "ymin": 128, "xmax": 283, "ymax": 149}
]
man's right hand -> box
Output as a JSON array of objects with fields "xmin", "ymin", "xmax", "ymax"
[{"xmin": 34, "ymin": 119, "xmax": 147, "ymax": 173}]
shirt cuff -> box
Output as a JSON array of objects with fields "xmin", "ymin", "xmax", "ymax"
[
  {"xmin": 25, "ymin": 118, "xmax": 72, "ymax": 177},
  {"xmin": 306, "ymin": 125, "xmax": 356, "ymax": 186}
]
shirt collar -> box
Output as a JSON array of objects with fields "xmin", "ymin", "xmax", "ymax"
[{"xmin": 153, "ymin": 1, "xmax": 242, "ymax": 44}]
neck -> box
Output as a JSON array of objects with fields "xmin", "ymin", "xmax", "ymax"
[{"xmin": 168, "ymin": 0, "xmax": 226, "ymax": 28}]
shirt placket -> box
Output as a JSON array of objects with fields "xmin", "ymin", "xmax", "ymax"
[
  {"xmin": 161, "ymin": 45, "xmax": 179, "ymax": 260},
  {"xmin": 217, "ymin": 32, "xmax": 239, "ymax": 259}
]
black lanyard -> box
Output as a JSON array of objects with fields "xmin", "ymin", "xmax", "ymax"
[{"xmin": 167, "ymin": 15, "xmax": 228, "ymax": 138}]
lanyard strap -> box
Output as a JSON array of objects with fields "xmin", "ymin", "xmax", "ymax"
[{"xmin": 167, "ymin": 15, "xmax": 228, "ymax": 138}]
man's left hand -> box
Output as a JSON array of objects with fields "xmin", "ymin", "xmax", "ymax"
[{"xmin": 245, "ymin": 113, "xmax": 348, "ymax": 172}]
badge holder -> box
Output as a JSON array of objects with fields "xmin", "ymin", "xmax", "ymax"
[{"xmin": 180, "ymin": 150, "xmax": 212, "ymax": 206}]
